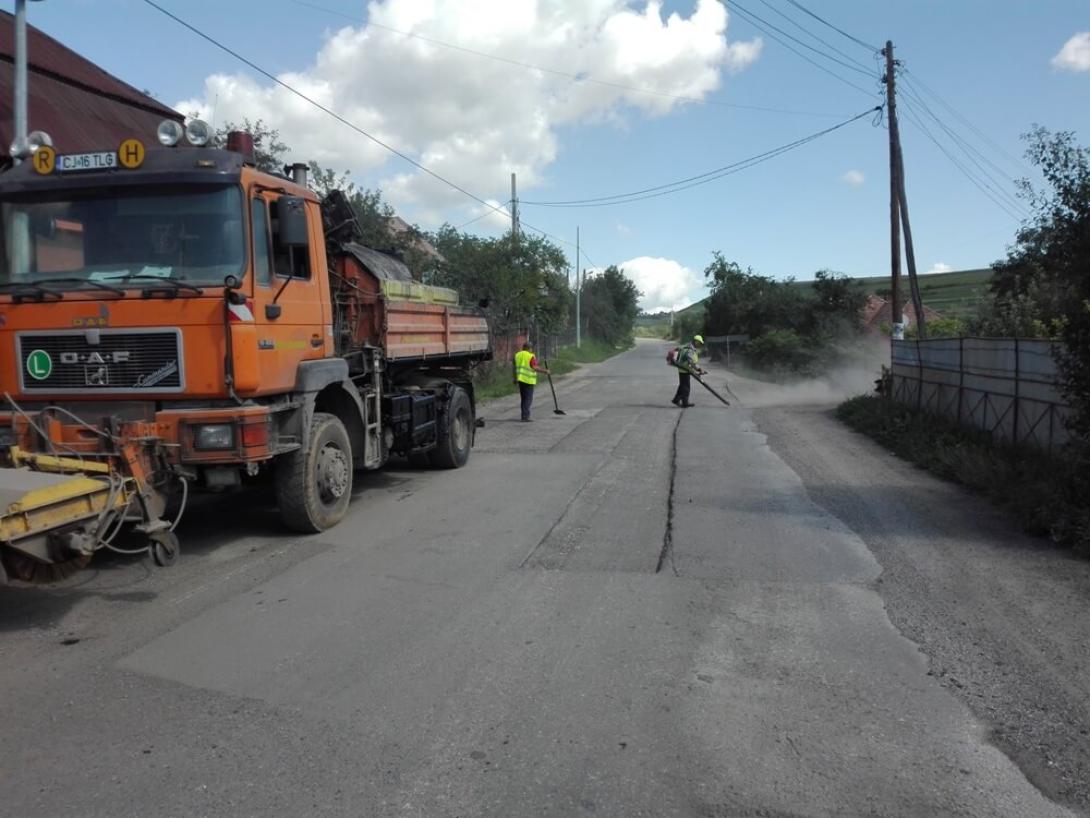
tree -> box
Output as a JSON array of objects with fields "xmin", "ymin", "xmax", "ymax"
[
  {"xmin": 427, "ymin": 229, "xmax": 572, "ymax": 337},
  {"xmin": 983, "ymin": 126, "xmax": 1090, "ymax": 440},
  {"xmin": 212, "ymin": 119, "xmax": 290, "ymax": 174},
  {"xmin": 580, "ymin": 265, "xmax": 641, "ymax": 346},
  {"xmin": 703, "ymin": 253, "xmax": 804, "ymax": 338}
]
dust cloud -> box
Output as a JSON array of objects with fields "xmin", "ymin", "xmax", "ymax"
[{"xmin": 717, "ymin": 342, "xmax": 888, "ymax": 409}]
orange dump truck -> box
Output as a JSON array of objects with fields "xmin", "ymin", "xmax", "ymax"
[{"xmin": 0, "ymin": 124, "xmax": 490, "ymax": 582}]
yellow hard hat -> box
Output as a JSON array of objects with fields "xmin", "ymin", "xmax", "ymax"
[{"xmin": 693, "ymin": 334, "xmax": 704, "ymax": 344}]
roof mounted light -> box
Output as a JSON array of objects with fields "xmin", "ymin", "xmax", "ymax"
[
  {"xmin": 184, "ymin": 118, "xmax": 212, "ymax": 147},
  {"xmin": 27, "ymin": 130, "xmax": 52, "ymax": 152},
  {"xmin": 158, "ymin": 119, "xmax": 184, "ymax": 147}
]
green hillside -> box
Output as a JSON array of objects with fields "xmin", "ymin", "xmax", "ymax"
[{"xmin": 677, "ymin": 268, "xmax": 993, "ymax": 319}]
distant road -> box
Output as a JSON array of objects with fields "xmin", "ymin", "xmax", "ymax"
[{"xmin": 1, "ymin": 339, "xmax": 1085, "ymax": 817}]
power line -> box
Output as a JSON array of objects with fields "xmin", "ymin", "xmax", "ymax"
[
  {"xmin": 901, "ymin": 69, "xmax": 1030, "ymax": 174},
  {"xmin": 523, "ymin": 106, "xmax": 878, "ymax": 208},
  {"xmin": 782, "ymin": 0, "xmax": 881, "ymax": 53},
  {"xmin": 289, "ymin": 0, "xmax": 846, "ymax": 119},
  {"xmin": 139, "ymin": 0, "xmax": 596, "ymax": 254},
  {"xmin": 899, "ymin": 98, "xmax": 1024, "ymax": 221},
  {"xmin": 751, "ymin": 0, "xmax": 874, "ymax": 73},
  {"xmin": 898, "ymin": 83, "xmax": 1027, "ymax": 215},
  {"xmin": 726, "ymin": 3, "xmax": 878, "ymax": 98},
  {"xmin": 139, "ymin": 1, "xmax": 523, "ymax": 226},
  {"xmin": 728, "ymin": 0, "xmax": 874, "ymax": 77}
]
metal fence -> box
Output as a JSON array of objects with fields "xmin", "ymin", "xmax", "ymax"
[{"xmin": 890, "ymin": 338, "xmax": 1072, "ymax": 453}]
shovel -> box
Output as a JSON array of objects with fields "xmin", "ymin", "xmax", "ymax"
[{"xmin": 543, "ymin": 358, "xmax": 566, "ymax": 415}]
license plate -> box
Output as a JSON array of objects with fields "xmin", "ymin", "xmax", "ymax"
[{"xmin": 58, "ymin": 151, "xmax": 117, "ymax": 172}]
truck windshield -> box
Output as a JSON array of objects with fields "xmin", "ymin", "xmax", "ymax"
[{"xmin": 0, "ymin": 184, "xmax": 244, "ymax": 291}]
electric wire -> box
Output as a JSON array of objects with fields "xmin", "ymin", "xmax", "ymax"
[
  {"xmin": 901, "ymin": 69, "xmax": 1030, "ymax": 174},
  {"xmin": 289, "ymin": 0, "xmax": 847, "ymax": 118},
  {"xmin": 523, "ymin": 106, "xmax": 878, "ymax": 208},
  {"xmin": 898, "ymin": 99, "xmax": 1024, "ymax": 221},
  {"xmin": 783, "ymin": 0, "xmax": 881, "ymax": 53},
  {"xmin": 898, "ymin": 83, "xmax": 1027, "ymax": 216},
  {"xmin": 728, "ymin": 0, "xmax": 874, "ymax": 77},
  {"xmin": 140, "ymin": 0, "xmax": 526, "ymax": 237},
  {"xmin": 141, "ymin": 1, "xmax": 588, "ymax": 255},
  {"xmin": 751, "ymin": 0, "xmax": 874, "ymax": 73},
  {"xmin": 725, "ymin": 3, "xmax": 878, "ymax": 98}
]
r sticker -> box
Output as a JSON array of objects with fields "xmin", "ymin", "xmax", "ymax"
[{"xmin": 32, "ymin": 145, "xmax": 55, "ymax": 175}]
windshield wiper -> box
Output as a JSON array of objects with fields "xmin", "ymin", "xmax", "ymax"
[
  {"xmin": 0, "ymin": 281, "xmax": 64, "ymax": 302},
  {"xmin": 32, "ymin": 276, "xmax": 126, "ymax": 297},
  {"xmin": 100, "ymin": 273, "xmax": 204, "ymax": 298}
]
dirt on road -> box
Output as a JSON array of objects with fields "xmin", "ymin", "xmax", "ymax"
[{"xmin": 738, "ymin": 379, "xmax": 1090, "ymax": 813}]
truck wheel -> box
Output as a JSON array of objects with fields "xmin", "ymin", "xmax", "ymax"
[
  {"xmin": 430, "ymin": 387, "xmax": 473, "ymax": 469},
  {"xmin": 275, "ymin": 412, "xmax": 353, "ymax": 532}
]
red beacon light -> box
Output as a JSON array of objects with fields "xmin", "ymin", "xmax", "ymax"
[{"xmin": 226, "ymin": 131, "xmax": 255, "ymax": 163}]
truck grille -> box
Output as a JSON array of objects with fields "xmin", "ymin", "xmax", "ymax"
[{"xmin": 17, "ymin": 330, "xmax": 184, "ymax": 393}]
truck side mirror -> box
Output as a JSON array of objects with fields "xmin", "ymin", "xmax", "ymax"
[{"xmin": 275, "ymin": 196, "xmax": 309, "ymax": 247}]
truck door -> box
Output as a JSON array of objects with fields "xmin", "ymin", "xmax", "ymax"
[{"xmin": 249, "ymin": 193, "xmax": 330, "ymax": 395}]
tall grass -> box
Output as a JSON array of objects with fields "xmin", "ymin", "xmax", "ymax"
[{"xmin": 837, "ymin": 395, "xmax": 1090, "ymax": 550}]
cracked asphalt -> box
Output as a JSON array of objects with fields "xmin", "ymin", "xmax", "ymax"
[{"xmin": 0, "ymin": 339, "xmax": 1085, "ymax": 817}]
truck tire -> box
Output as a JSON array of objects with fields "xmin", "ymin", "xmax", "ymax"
[
  {"xmin": 429, "ymin": 386, "xmax": 473, "ymax": 469},
  {"xmin": 275, "ymin": 412, "xmax": 353, "ymax": 532}
]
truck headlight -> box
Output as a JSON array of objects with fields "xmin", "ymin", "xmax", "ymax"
[{"xmin": 193, "ymin": 423, "xmax": 235, "ymax": 450}]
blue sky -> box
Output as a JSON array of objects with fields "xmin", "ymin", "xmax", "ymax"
[{"xmin": 24, "ymin": 0, "xmax": 1090, "ymax": 311}]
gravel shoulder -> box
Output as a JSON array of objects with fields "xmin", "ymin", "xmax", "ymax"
[{"xmin": 754, "ymin": 400, "xmax": 1090, "ymax": 814}]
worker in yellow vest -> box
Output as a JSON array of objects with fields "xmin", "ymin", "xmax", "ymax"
[{"xmin": 513, "ymin": 342, "xmax": 551, "ymax": 422}]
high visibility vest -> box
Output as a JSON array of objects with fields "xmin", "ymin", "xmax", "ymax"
[{"xmin": 514, "ymin": 349, "xmax": 537, "ymax": 385}]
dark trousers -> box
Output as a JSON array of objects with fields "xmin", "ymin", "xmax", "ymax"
[
  {"xmin": 672, "ymin": 372, "xmax": 691, "ymax": 404},
  {"xmin": 519, "ymin": 382, "xmax": 535, "ymax": 420}
]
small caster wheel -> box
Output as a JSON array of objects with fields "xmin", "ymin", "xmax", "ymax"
[{"xmin": 150, "ymin": 531, "xmax": 180, "ymax": 567}]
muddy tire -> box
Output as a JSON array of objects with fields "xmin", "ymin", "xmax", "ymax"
[
  {"xmin": 275, "ymin": 412, "xmax": 353, "ymax": 533},
  {"xmin": 429, "ymin": 387, "xmax": 473, "ymax": 469}
]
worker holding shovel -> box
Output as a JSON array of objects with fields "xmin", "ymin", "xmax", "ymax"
[{"xmin": 513, "ymin": 342, "xmax": 551, "ymax": 422}]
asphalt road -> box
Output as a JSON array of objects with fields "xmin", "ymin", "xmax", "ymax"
[{"xmin": 1, "ymin": 339, "xmax": 1086, "ymax": 817}]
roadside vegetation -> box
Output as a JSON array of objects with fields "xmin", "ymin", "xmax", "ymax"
[
  {"xmin": 676, "ymin": 254, "xmax": 871, "ymax": 378},
  {"xmin": 838, "ymin": 395, "xmax": 1090, "ymax": 550}
]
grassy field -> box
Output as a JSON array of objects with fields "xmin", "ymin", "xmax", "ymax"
[
  {"xmin": 475, "ymin": 338, "xmax": 629, "ymax": 401},
  {"xmin": 675, "ymin": 268, "xmax": 994, "ymax": 320}
]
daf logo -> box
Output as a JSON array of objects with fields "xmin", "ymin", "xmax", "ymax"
[{"xmin": 59, "ymin": 351, "xmax": 131, "ymax": 364}]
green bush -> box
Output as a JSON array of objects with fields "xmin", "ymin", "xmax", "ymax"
[
  {"xmin": 743, "ymin": 329, "xmax": 819, "ymax": 375},
  {"xmin": 837, "ymin": 395, "xmax": 1090, "ymax": 549}
]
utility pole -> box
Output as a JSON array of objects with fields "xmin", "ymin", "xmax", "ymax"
[
  {"xmin": 884, "ymin": 40, "xmax": 928, "ymax": 340},
  {"xmin": 575, "ymin": 226, "xmax": 581, "ymax": 348},
  {"xmin": 510, "ymin": 172, "xmax": 519, "ymax": 240},
  {"xmin": 883, "ymin": 41, "xmax": 903, "ymax": 340}
]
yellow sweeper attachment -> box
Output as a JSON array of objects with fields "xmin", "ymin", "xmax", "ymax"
[{"xmin": 0, "ymin": 463, "xmax": 135, "ymax": 584}]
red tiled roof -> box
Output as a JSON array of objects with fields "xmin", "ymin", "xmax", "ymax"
[{"xmin": 0, "ymin": 10, "xmax": 181, "ymax": 154}]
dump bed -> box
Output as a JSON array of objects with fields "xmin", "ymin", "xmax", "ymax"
[{"xmin": 331, "ymin": 244, "xmax": 490, "ymax": 363}]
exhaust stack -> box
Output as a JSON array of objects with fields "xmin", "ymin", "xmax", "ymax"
[{"xmin": 290, "ymin": 162, "xmax": 308, "ymax": 187}]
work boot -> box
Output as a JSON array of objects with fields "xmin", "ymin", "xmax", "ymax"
[{"xmin": 681, "ymin": 402, "xmax": 695, "ymax": 408}]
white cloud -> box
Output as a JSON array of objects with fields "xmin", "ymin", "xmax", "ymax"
[
  {"xmin": 841, "ymin": 169, "xmax": 865, "ymax": 187},
  {"xmin": 926, "ymin": 262, "xmax": 953, "ymax": 274},
  {"xmin": 611, "ymin": 256, "xmax": 706, "ymax": 312},
  {"xmin": 1052, "ymin": 32, "xmax": 1090, "ymax": 72},
  {"xmin": 176, "ymin": 0, "xmax": 759, "ymax": 223},
  {"xmin": 615, "ymin": 221, "xmax": 632, "ymax": 235}
]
